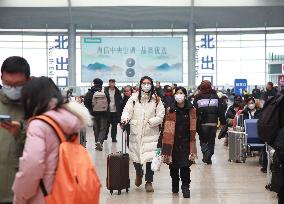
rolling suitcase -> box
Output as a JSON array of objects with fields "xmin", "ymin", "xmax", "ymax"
[
  {"xmin": 106, "ymin": 129, "xmax": 130, "ymax": 195},
  {"xmin": 228, "ymin": 114, "xmax": 247, "ymax": 163}
]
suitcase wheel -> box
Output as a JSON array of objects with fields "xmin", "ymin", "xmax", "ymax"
[
  {"xmin": 118, "ymin": 190, "xmax": 121, "ymax": 195},
  {"xmin": 110, "ymin": 190, "xmax": 113, "ymax": 195},
  {"xmin": 126, "ymin": 188, "xmax": 129, "ymax": 193}
]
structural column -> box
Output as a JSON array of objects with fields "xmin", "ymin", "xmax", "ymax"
[
  {"xmin": 188, "ymin": 23, "xmax": 196, "ymax": 87},
  {"xmin": 68, "ymin": 23, "xmax": 76, "ymax": 88}
]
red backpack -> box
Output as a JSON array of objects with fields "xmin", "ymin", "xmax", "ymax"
[{"xmin": 31, "ymin": 115, "xmax": 101, "ymax": 204}]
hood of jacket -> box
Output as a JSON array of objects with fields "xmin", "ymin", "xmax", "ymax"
[{"xmin": 44, "ymin": 101, "xmax": 92, "ymax": 135}]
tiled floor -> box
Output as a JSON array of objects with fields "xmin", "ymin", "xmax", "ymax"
[{"xmin": 85, "ymin": 126, "xmax": 278, "ymax": 204}]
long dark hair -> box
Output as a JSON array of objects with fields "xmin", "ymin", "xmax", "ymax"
[
  {"xmin": 21, "ymin": 76, "xmax": 64, "ymax": 119},
  {"xmin": 138, "ymin": 76, "xmax": 157, "ymax": 103}
]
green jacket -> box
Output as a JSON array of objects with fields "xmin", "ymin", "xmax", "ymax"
[{"xmin": 0, "ymin": 91, "xmax": 25, "ymax": 203}]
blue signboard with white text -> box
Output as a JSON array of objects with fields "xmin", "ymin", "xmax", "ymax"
[{"xmin": 234, "ymin": 79, "xmax": 247, "ymax": 96}]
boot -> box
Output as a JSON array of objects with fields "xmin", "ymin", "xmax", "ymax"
[
  {"xmin": 135, "ymin": 174, "xmax": 143, "ymax": 187},
  {"xmin": 202, "ymin": 150, "xmax": 211, "ymax": 164},
  {"xmin": 145, "ymin": 182, "xmax": 154, "ymax": 192},
  {"xmin": 181, "ymin": 185, "xmax": 190, "ymax": 198},
  {"xmin": 95, "ymin": 143, "xmax": 103, "ymax": 151},
  {"xmin": 172, "ymin": 180, "xmax": 179, "ymax": 194}
]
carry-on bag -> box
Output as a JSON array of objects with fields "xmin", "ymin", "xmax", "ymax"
[
  {"xmin": 228, "ymin": 114, "xmax": 247, "ymax": 163},
  {"xmin": 106, "ymin": 129, "xmax": 130, "ymax": 195}
]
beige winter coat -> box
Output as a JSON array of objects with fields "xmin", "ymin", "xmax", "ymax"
[{"xmin": 121, "ymin": 92, "xmax": 165, "ymax": 164}]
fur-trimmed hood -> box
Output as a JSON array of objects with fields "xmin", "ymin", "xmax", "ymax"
[{"xmin": 62, "ymin": 101, "xmax": 93, "ymax": 128}]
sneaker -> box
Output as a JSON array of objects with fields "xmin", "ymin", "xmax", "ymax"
[
  {"xmin": 202, "ymin": 150, "xmax": 213, "ymax": 165},
  {"xmin": 95, "ymin": 143, "xmax": 103, "ymax": 151},
  {"xmin": 135, "ymin": 175, "xmax": 143, "ymax": 187},
  {"xmin": 145, "ymin": 182, "xmax": 154, "ymax": 192},
  {"xmin": 181, "ymin": 185, "xmax": 190, "ymax": 198}
]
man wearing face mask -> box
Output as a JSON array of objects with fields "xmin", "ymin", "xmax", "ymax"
[{"xmin": 0, "ymin": 56, "xmax": 30, "ymax": 204}]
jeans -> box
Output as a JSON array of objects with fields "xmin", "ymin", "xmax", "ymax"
[
  {"xmin": 105, "ymin": 112, "xmax": 119, "ymax": 140},
  {"xmin": 169, "ymin": 165, "xmax": 191, "ymax": 187},
  {"xmin": 199, "ymin": 125, "xmax": 217, "ymax": 156},
  {"xmin": 93, "ymin": 115, "xmax": 107, "ymax": 144},
  {"xmin": 133, "ymin": 162, "xmax": 154, "ymax": 182}
]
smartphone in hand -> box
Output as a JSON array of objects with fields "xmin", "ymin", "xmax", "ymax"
[{"xmin": 0, "ymin": 115, "xmax": 11, "ymax": 122}]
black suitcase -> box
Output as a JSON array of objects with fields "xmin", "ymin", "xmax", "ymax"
[{"xmin": 106, "ymin": 129, "xmax": 130, "ymax": 195}]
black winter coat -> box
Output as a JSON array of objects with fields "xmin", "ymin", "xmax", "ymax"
[
  {"xmin": 193, "ymin": 90, "xmax": 226, "ymax": 126},
  {"xmin": 104, "ymin": 86, "xmax": 123, "ymax": 114},
  {"xmin": 172, "ymin": 102, "xmax": 193, "ymax": 167},
  {"xmin": 163, "ymin": 95, "xmax": 175, "ymax": 109},
  {"xmin": 158, "ymin": 101, "xmax": 194, "ymax": 168}
]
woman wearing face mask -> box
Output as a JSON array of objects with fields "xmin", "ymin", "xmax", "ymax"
[
  {"xmin": 121, "ymin": 76, "xmax": 165, "ymax": 193},
  {"xmin": 158, "ymin": 87, "xmax": 197, "ymax": 198},
  {"xmin": 241, "ymin": 97, "xmax": 261, "ymax": 121}
]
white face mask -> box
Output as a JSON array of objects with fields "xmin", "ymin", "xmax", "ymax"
[
  {"xmin": 141, "ymin": 84, "xmax": 152, "ymax": 93},
  {"xmin": 248, "ymin": 103, "xmax": 256, "ymax": 110},
  {"xmin": 2, "ymin": 84, "xmax": 23, "ymax": 100},
  {"xmin": 175, "ymin": 94, "xmax": 185, "ymax": 103}
]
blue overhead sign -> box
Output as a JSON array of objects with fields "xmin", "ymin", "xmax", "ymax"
[{"xmin": 234, "ymin": 79, "xmax": 247, "ymax": 96}]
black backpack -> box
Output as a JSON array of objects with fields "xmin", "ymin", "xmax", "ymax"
[{"xmin": 257, "ymin": 94, "xmax": 284, "ymax": 146}]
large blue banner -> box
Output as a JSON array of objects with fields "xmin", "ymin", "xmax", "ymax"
[{"xmin": 81, "ymin": 37, "xmax": 183, "ymax": 83}]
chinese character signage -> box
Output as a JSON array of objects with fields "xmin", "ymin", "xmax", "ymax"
[
  {"xmin": 195, "ymin": 34, "xmax": 216, "ymax": 85},
  {"xmin": 48, "ymin": 35, "xmax": 69, "ymax": 87},
  {"xmin": 81, "ymin": 37, "xmax": 183, "ymax": 83}
]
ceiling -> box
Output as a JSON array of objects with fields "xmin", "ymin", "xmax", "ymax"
[{"xmin": 0, "ymin": 1, "xmax": 284, "ymax": 30}]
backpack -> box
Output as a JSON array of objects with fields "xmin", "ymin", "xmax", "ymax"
[
  {"xmin": 92, "ymin": 90, "xmax": 108, "ymax": 112},
  {"xmin": 257, "ymin": 94, "xmax": 284, "ymax": 146},
  {"xmin": 31, "ymin": 115, "xmax": 101, "ymax": 204}
]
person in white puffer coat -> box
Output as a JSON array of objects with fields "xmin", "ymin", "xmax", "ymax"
[{"xmin": 121, "ymin": 76, "xmax": 165, "ymax": 193}]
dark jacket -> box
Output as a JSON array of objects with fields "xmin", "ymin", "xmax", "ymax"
[
  {"xmin": 226, "ymin": 105, "xmax": 237, "ymax": 119},
  {"xmin": 163, "ymin": 95, "xmax": 175, "ymax": 109},
  {"xmin": 193, "ymin": 90, "xmax": 226, "ymax": 126},
  {"xmin": 84, "ymin": 85, "xmax": 109, "ymax": 117},
  {"xmin": 270, "ymin": 94, "xmax": 284, "ymax": 150},
  {"xmin": 155, "ymin": 87, "xmax": 165, "ymax": 99},
  {"xmin": 252, "ymin": 88, "xmax": 261, "ymax": 99},
  {"xmin": 104, "ymin": 86, "xmax": 123, "ymax": 114},
  {"xmin": 158, "ymin": 101, "xmax": 194, "ymax": 167},
  {"xmin": 264, "ymin": 88, "xmax": 277, "ymax": 101}
]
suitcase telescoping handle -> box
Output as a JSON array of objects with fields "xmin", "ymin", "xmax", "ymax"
[{"xmin": 121, "ymin": 123, "xmax": 127, "ymax": 154}]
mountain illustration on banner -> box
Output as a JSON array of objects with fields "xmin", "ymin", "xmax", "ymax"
[
  {"xmin": 156, "ymin": 63, "xmax": 182, "ymax": 71},
  {"xmin": 87, "ymin": 62, "xmax": 124, "ymax": 72}
]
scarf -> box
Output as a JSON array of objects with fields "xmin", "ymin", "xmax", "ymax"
[{"xmin": 161, "ymin": 106, "xmax": 197, "ymax": 164}]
